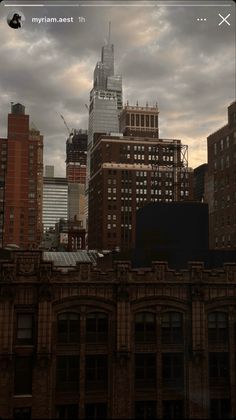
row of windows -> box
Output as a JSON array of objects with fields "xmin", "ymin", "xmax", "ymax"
[
  {"xmin": 12, "ymin": 399, "xmax": 231, "ymax": 420},
  {"xmin": 213, "ymin": 156, "xmax": 231, "ymax": 170},
  {"xmin": 16, "ymin": 311, "xmax": 233, "ymax": 346},
  {"xmin": 213, "ymin": 137, "xmax": 230, "ymax": 154},
  {"xmin": 13, "ymin": 352, "xmax": 232, "ymax": 397}
]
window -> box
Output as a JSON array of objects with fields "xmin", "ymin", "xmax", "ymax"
[
  {"xmin": 210, "ymin": 399, "xmax": 230, "ymax": 419},
  {"xmin": 86, "ymin": 312, "xmax": 108, "ymax": 343},
  {"xmin": 162, "ymin": 400, "xmax": 184, "ymax": 420},
  {"xmin": 162, "ymin": 312, "xmax": 183, "ymax": 344},
  {"xmin": 135, "ymin": 354, "xmax": 156, "ymax": 388},
  {"xmin": 56, "ymin": 356, "xmax": 79, "ymax": 391},
  {"xmin": 16, "ymin": 314, "xmax": 34, "ymax": 345},
  {"xmin": 56, "ymin": 405, "xmax": 79, "ymax": 420},
  {"xmin": 135, "ymin": 401, "xmax": 156, "ymax": 419},
  {"xmin": 209, "ymin": 353, "xmax": 229, "ymax": 386},
  {"xmin": 14, "ymin": 357, "xmax": 33, "ymax": 395},
  {"xmin": 85, "ymin": 355, "xmax": 108, "ymax": 390},
  {"xmin": 135, "ymin": 312, "xmax": 156, "ymax": 343},
  {"xmin": 85, "ymin": 403, "xmax": 107, "ymax": 420},
  {"xmin": 13, "ymin": 408, "xmax": 31, "ymax": 419},
  {"xmin": 208, "ymin": 312, "xmax": 228, "ymax": 345},
  {"xmin": 57, "ymin": 313, "xmax": 80, "ymax": 343},
  {"xmin": 162, "ymin": 353, "xmax": 184, "ymax": 390}
]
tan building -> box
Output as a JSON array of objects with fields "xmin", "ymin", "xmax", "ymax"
[
  {"xmin": 207, "ymin": 101, "xmax": 236, "ymax": 250},
  {"xmin": 0, "ymin": 250, "xmax": 236, "ymax": 419},
  {"xmin": 119, "ymin": 103, "xmax": 159, "ymax": 138}
]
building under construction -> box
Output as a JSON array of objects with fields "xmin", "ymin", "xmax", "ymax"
[{"xmin": 88, "ymin": 104, "xmax": 193, "ymax": 251}]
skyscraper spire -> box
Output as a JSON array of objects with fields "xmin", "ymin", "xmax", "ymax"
[{"xmin": 108, "ymin": 21, "xmax": 111, "ymax": 45}]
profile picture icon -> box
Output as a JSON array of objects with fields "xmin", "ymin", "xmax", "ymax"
[{"xmin": 7, "ymin": 10, "xmax": 25, "ymax": 29}]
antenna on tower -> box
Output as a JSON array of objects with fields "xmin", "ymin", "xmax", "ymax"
[{"xmin": 108, "ymin": 21, "xmax": 111, "ymax": 44}]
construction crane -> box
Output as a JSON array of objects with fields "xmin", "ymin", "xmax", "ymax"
[
  {"xmin": 57, "ymin": 112, "xmax": 75, "ymax": 144},
  {"xmin": 58, "ymin": 113, "xmax": 72, "ymax": 135}
]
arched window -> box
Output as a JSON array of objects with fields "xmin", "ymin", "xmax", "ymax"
[
  {"xmin": 57, "ymin": 312, "xmax": 80, "ymax": 343},
  {"xmin": 86, "ymin": 312, "xmax": 108, "ymax": 343},
  {"xmin": 135, "ymin": 312, "xmax": 156, "ymax": 343},
  {"xmin": 162, "ymin": 312, "xmax": 183, "ymax": 344},
  {"xmin": 208, "ymin": 312, "xmax": 228, "ymax": 344}
]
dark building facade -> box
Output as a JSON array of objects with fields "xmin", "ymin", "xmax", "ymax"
[
  {"xmin": 207, "ymin": 101, "xmax": 236, "ymax": 250},
  {"xmin": 88, "ymin": 129, "xmax": 193, "ymax": 251},
  {"xmin": 0, "ymin": 251, "xmax": 236, "ymax": 419},
  {"xmin": 135, "ymin": 202, "xmax": 209, "ymax": 267},
  {"xmin": 2, "ymin": 104, "xmax": 43, "ymax": 249},
  {"xmin": 134, "ymin": 201, "xmax": 236, "ymax": 269},
  {"xmin": 193, "ymin": 163, "xmax": 208, "ymax": 202}
]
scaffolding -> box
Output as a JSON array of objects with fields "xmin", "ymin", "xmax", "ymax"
[{"xmin": 152, "ymin": 141, "xmax": 189, "ymax": 202}]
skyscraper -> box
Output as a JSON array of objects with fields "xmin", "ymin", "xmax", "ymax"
[
  {"xmin": 87, "ymin": 24, "xmax": 122, "ymax": 199},
  {"xmin": 2, "ymin": 103, "xmax": 43, "ymax": 249},
  {"xmin": 43, "ymin": 177, "xmax": 68, "ymax": 231}
]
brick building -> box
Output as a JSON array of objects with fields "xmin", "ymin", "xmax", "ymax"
[
  {"xmin": 0, "ymin": 250, "xmax": 236, "ymax": 419},
  {"xmin": 207, "ymin": 101, "xmax": 236, "ymax": 250},
  {"xmin": 88, "ymin": 130, "xmax": 193, "ymax": 250},
  {"xmin": 1, "ymin": 103, "xmax": 43, "ymax": 249},
  {"xmin": 0, "ymin": 137, "xmax": 7, "ymax": 247}
]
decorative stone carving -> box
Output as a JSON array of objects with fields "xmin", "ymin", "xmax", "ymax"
[
  {"xmin": 115, "ymin": 262, "xmax": 131, "ymax": 282},
  {"xmin": 17, "ymin": 257, "xmax": 37, "ymax": 276},
  {"xmin": 191, "ymin": 264, "xmax": 204, "ymax": 282},
  {"xmin": 225, "ymin": 268, "xmax": 236, "ymax": 282},
  {"xmin": 79, "ymin": 263, "xmax": 90, "ymax": 281},
  {"xmin": 152, "ymin": 262, "xmax": 167, "ymax": 281},
  {"xmin": 1, "ymin": 266, "xmax": 14, "ymax": 282}
]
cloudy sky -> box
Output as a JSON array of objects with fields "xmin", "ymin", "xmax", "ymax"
[{"xmin": 0, "ymin": 0, "xmax": 235, "ymax": 175}]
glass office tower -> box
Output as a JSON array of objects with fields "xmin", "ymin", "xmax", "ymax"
[{"xmin": 86, "ymin": 28, "xmax": 123, "ymax": 226}]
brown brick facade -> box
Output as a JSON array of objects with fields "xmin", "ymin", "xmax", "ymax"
[
  {"xmin": 88, "ymin": 135, "xmax": 193, "ymax": 251},
  {"xmin": 0, "ymin": 251, "xmax": 236, "ymax": 419},
  {"xmin": 207, "ymin": 101, "xmax": 236, "ymax": 250}
]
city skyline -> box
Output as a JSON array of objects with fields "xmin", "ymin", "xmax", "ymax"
[{"xmin": 0, "ymin": 1, "xmax": 235, "ymax": 175}]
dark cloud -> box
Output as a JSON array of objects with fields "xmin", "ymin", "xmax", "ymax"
[{"xmin": 0, "ymin": 1, "xmax": 235, "ymax": 174}]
